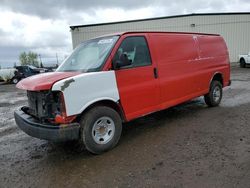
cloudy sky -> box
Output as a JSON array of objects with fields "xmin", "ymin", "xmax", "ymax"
[{"xmin": 0, "ymin": 0, "xmax": 250, "ymax": 68}]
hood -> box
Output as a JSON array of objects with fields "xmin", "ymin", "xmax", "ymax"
[{"xmin": 16, "ymin": 72, "xmax": 80, "ymax": 91}]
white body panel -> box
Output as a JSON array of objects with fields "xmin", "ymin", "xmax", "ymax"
[
  {"xmin": 239, "ymin": 54, "xmax": 250, "ymax": 64},
  {"xmin": 0, "ymin": 68, "xmax": 16, "ymax": 81},
  {"xmin": 52, "ymin": 71, "xmax": 120, "ymax": 116}
]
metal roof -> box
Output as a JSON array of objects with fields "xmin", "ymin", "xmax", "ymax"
[{"xmin": 70, "ymin": 12, "xmax": 250, "ymax": 30}]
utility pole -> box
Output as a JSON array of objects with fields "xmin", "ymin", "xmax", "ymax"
[
  {"xmin": 56, "ymin": 53, "xmax": 59, "ymax": 66},
  {"xmin": 39, "ymin": 54, "xmax": 42, "ymax": 67}
]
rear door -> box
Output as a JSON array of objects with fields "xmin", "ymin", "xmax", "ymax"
[{"xmin": 113, "ymin": 34, "xmax": 160, "ymax": 121}]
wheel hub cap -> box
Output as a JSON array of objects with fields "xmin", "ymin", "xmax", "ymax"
[
  {"xmin": 92, "ymin": 117, "xmax": 115, "ymax": 144},
  {"xmin": 213, "ymin": 86, "xmax": 221, "ymax": 102}
]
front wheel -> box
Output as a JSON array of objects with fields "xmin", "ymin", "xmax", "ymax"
[
  {"xmin": 204, "ymin": 80, "xmax": 223, "ymax": 107},
  {"xmin": 240, "ymin": 58, "xmax": 246, "ymax": 68},
  {"xmin": 12, "ymin": 78, "xmax": 19, "ymax": 84},
  {"xmin": 79, "ymin": 106, "xmax": 122, "ymax": 154}
]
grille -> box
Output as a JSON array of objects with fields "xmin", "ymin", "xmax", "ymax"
[{"xmin": 27, "ymin": 91, "xmax": 49, "ymax": 119}]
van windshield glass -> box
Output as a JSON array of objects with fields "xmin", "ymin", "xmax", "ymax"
[{"xmin": 56, "ymin": 36, "xmax": 119, "ymax": 72}]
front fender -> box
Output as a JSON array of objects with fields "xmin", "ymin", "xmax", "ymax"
[{"xmin": 52, "ymin": 71, "xmax": 120, "ymax": 116}]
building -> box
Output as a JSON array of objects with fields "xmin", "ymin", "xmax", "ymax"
[{"xmin": 70, "ymin": 12, "xmax": 250, "ymax": 62}]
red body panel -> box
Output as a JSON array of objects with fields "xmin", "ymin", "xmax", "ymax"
[
  {"xmin": 110, "ymin": 32, "xmax": 230, "ymax": 121},
  {"xmin": 112, "ymin": 34, "xmax": 160, "ymax": 120},
  {"xmin": 148, "ymin": 34, "xmax": 200, "ymax": 108},
  {"xmin": 16, "ymin": 72, "xmax": 80, "ymax": 91}
]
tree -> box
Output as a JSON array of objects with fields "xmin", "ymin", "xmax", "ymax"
[
  {"xmin": 19, "ymin": 52, "xmax": 28, "ymax": 65},
  {"xmin": 19, "ymin": 51, "xmax": 39, "ymax": 67},
  {"xmin": 27, "ymin": 52, "xmax": 39, "ymax": 67}
]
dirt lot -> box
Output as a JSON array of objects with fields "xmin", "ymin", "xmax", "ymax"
[{"xmin": 1, "ymin": 66, "xmax": 250, "ymax": 188}]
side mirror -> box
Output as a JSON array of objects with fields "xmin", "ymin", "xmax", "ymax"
[{"xmin": 114, "ymin": 53, "xmax": 131, "ymax": 69}]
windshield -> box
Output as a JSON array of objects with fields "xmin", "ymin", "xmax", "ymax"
[
  {"xmin": 28, "ymin": 65, "xmax": 37, "ymax": 69},
  {"xmin": 57, "ymin": 36, "xmax": 119, "ymax": 72}
]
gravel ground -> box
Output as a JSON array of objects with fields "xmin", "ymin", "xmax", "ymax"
[{"xmin": 0, "ymin": 66, "xmax": 250, "ymax": 188}]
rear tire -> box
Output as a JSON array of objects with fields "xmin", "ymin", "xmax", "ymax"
[
  {"xmin": 204, "ymin": 80, "xmax": 223, "ymax": 107},
  {"xmin": 78, "ymin": 106, "xmax": 122, "ymax": 154},
  {"xmin": 240, "ymin": 58, "xmax": 246, "ymax": 68}
]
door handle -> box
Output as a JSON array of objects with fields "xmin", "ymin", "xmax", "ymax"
[{"xmin": 153, "ymin": 67, "xmax": 158, "ymax": 79}]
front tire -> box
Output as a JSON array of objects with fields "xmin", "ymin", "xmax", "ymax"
[
  {"xmin": 79, "ymin": 106, "xmax": 122, "ymax": 154},
  {"xmin": 204, "ymin": 80, "xmax": 223, "ymax": 107},
  {"xmin": 12, "ymin": 78, "xmax": 19, "ymax": 84},
  {"xmin": 240, "ymin": 58, "xmax": 246, "ymax": 68}
]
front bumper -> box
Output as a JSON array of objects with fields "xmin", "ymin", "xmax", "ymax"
[{"xmin": 14, "ymin": 107, "xmax": 80, "ymax": 142}]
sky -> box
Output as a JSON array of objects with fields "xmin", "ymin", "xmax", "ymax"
[{"xmin": 0, "ymin": 0, "xmax": 250, "ymax": 68}]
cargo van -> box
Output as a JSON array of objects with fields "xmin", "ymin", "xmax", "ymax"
[{"xmin": 14, "ymin": 32, "xmax": 231, "ymax": 154}]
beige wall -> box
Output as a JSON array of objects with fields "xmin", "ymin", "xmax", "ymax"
[{"xmin": 71, "ymin": 14, "xmax": 250, "ymax": 62}]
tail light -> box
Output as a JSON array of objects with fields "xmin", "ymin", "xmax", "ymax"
[{"xmin": 54, "ymin": 92, "xmax": 76, "ymax": 124}]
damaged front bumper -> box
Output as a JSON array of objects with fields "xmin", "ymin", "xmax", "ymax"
[{"xmin": 14, "ymin": 107, "xmax": 80, "ymax": 142}]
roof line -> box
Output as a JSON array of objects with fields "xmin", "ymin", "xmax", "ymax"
[
  {"xmin": 121, "ymin": 31, "xmax": 220, "ymax": 36},
  {"xmin": 70, "ymin": 12, "xmax": 250, "ymax": 30}
]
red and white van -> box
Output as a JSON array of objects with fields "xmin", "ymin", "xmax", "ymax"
[{"xmin": 14, "ymin": 32, "xmax": 231, "ymax": 154}]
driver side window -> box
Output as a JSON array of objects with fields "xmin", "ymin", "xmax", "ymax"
[{"xmin": 114, "ymin": 36, "xmax": 152, "ymax": 68}]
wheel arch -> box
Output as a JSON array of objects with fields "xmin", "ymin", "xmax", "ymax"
[
  {"xmin": 76, "ymin": 99, "xmax": 127, "ymax": 123},
  {"xmin": 210, "ymin": 72, "xmax": 224, "ymax": 87},
  {"xmin": 240, "ymin": 57, "xmax": 246, "ymax": 62}
]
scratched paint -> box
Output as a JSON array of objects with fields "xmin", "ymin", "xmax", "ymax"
[{"xmin": 60, "ymin": 78, "xmax": 75, "ymax": 91}]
